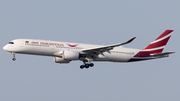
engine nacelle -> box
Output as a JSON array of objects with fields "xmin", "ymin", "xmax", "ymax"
[
  {"xmin": 54, "ymin": 57, "xmax": 71, "ymax": 63},
  {"xmin": 63, "ymin": 50, "xmax": 80, "ymax": 60}
]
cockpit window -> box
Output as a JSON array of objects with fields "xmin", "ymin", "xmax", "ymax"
[{"xmin": 8, "ymin": 42, "xmax": 14, "ymax": 44}]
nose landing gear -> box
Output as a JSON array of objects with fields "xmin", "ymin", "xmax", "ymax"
[{"xmin": 12, "ymin": 52, "xmax": 16, "ymax": 61}]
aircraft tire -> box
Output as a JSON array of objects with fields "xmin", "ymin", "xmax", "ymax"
[
  {"xmin": 12, "ymin": 58, "xmax": 16, "ymax": 61},
  {"xmin": 90, "ymin": 63, "xmax": 94, "ymax": 67},
  {"xmin": 80, "ymin": 65, "xmax": 84, "ymax": 69},
  {"xmin": 85, "ymin": 64, "xmax": 89, "ymax": 68}
]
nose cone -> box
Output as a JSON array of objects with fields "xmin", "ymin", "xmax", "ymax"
[{"xmin": 3, "ymin": 45, "xmax": 8, "ymax": 51}]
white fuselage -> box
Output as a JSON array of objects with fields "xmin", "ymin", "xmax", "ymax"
[
  {"xmin": 3, "ymin": 30, "xmax": 174, "ymax": 68},
  {"xmin": 3, "ymin": 39, "xmax": 141, "ymax": 62}
]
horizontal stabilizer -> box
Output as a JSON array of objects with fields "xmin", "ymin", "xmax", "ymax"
[{"xmin": 150, "ymin": 51, "xmax": 175, "ymax": 57}]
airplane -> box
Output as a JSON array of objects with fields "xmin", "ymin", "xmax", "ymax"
[{"xmin": 3, "ymin": 30, "xmax": 175, "ymax": 69}]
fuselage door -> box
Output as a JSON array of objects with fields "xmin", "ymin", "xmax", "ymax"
[
  {"xmin": 49, "ymin": 44, "xmax": 55, "ymax": 50},
  {"xmin": 20, "ymin": 41, "xmax": 24, "ymax": 47}
]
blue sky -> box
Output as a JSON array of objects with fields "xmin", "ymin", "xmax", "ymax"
[{"xmin": 0, "ymin": 0, "xmax": 179, "ymax": 101}]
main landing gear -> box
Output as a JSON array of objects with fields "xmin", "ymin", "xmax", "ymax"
[
  {"xmin": 80, "ymin": 62, "xmax": 94, "ymax": 69},
  {"xmin": 12, "ymin": 52, "xmax": 16, "ymax": 61}
]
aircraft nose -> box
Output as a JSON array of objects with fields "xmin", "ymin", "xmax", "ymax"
[{"xmin": 3, "ymin": 45, "xmax": 8, "ymax": 51}]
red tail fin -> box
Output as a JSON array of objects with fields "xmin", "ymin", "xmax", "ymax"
[
  {"xmin": 143, "ymin": 30, "xmax": 173, "ymax": 54},
  {"xmin": 133, "ymin": 30, "xmax": 173, "ymax": 58},
  {"xmin": 128, "ymin": 30, "xmax": 173, "ymax": 62}
]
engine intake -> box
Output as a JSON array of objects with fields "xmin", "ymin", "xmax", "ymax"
[{"xmin": 63, "ymin": 50, "xmax": 80, "ymax": 60}]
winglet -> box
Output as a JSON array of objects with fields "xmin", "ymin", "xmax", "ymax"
[
  {"xmin": 119, "ymin": 37, "xmax": 136, "ymax": 46},
  {"xmin": 127, "ymin": 37, "xmax": 136, "ymax": 43}
]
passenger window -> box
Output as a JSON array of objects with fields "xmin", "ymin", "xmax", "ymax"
[{"xmin": 8, "ymin": 42, "xmax": 14, "ymax": 44}]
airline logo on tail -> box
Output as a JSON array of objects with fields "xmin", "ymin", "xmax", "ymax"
[
  {"xmin": 143, "ymin": 30, "xmax": 173, "ymax": 53},
  {"xmin": 129, "ymin": 30, "xmax": 174, "ymax": 62}
]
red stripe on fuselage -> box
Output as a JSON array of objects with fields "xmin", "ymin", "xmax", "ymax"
[{"xmin": 134, "ymin": 49, "xmax": 164, "ymax": 57}]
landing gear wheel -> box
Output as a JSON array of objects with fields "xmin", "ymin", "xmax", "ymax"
[
  {"xmin": 80, "ymin": 65, "xmax": 84, "ymax": 69},
  {"xmin": 12, "ymin": 58, "xmax": 16, "ymax": 61},
  {"xmin": 85, "ymin": 64, "xmax": 89, "ymax": 68},
  {"xmin": 80, "ymin": 61, "xmax": 95, "ymax": 69},
  {"xmin": 89, "ymin": 63, "xmax": 94, "ymax": 67}
]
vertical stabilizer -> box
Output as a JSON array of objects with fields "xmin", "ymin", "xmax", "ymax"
[
  {"xmin": 132, "ymin": 30, "xmax": 173, "ymax": 58},
  {"xmin": 143, "ymin": 30, "xmax": 173, "ymax": 54}
]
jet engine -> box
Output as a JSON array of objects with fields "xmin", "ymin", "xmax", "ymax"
[
  {"xmin": 54, "ymin": 50, "xmax": 80, "ymax": 63},
  {"xmin": 63, "ymin": 50, "xmax": 80, "ymax": 60},
  {"xmin": 54, "ymin": 57, "xmax": 71, "ymax": 63}
]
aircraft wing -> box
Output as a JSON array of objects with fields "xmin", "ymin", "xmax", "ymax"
[{"xmin": 81, "ymin": 37, "xmax": 136, "ymax": 54}]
